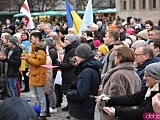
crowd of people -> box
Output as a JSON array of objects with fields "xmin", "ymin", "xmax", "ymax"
[{"xmin": 0, "ymin": 16, "xmax": 160, "ymax": 120}]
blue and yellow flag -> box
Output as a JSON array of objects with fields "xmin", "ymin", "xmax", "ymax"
[
  {"xmin": 79, "ymin": 0, "xmax": 93, "ymax": 35},
  {"xmin": 65, "ymin": 0, "xmax": 82, "ymax": 35}
]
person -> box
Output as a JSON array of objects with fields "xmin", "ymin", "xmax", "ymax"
[
  {"xmin": 98, "ymin": 46, "xmax": 141, "ymax": 120},
  {"xmin": 152, "ymin": 93, "xmax": 160, "ymax": 112},
  {"xmin": 45, "ymin": 37, "xmax": 58, "ymax": 113},
  {"xmin": 0, "ymin": 36, "xmax": 22, "ymax": 97},
  {"xmin": 0, "ymin": 97, "xmax": 38, "ymax": 120},
  {"xmin": 95, "ymin": 44, "xmax": 109, "ymax": 63},
  {"xmin": 20, "ymin": 31, "xmax": 30, "ymax": 92},
  {"xmin": 56, "ymin": 34, "xmax": 79, "ymax": 111},
  {"xmin": 21, "ymin": 31, "xmax": 47, "ymax": 120},
  {"xmin": 134, "ymin": 45, "xmax": 160, "ymax": 89},
  {"xmin": 66, "ymin": 43, "xmax": 102, "ymax": 120},
  {"xmin": 101, "ymin": 30, "xmax": 120, "ymax": 80},
  {"xmin": 96, "ymin": 62, "xmax": 160, "ymax": 120}
]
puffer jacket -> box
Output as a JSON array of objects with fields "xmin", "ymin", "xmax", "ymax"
[{"xmin": 26, "ymin": 43, "xmax": 46, "ymax": 87}]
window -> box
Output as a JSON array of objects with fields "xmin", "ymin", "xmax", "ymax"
[
  {"xmin": 153, "ymin": 0, "xmax": 156, "ymax": 8},
  {"xmin": 142, "ymin": 0, "xmax": 146, "ymax": 9},
  {"xmin": 149, "ymin": 0, "xmax": 157, "ymax": 9},
  {"xmin": 123, "ymin": 0, "xmax": 127, "ymax": 10},
  {"xmin": 133, "ymin": 0, "xmax": 136, "ymax": 9}
]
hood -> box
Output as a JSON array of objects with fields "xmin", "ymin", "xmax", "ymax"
[
  {"xmin": 82, "ymin": 52, "xmax": 103, "ymax": 70},
  {"xmin": 0, "ymin": 97, "xmax": 38, "ymax": 120},
  {"xmin": 64, "ymin": 41, "xmax": 79, "ymax": 53}
]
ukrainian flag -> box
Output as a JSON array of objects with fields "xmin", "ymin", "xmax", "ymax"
[{"xmin": 65, "ymin": 0, "xmax": 82, "ymax": 35}]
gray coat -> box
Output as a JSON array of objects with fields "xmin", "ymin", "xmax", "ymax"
[{"xmin": 98, "ymin": 62, "xmax": 141, "ymax": 120}]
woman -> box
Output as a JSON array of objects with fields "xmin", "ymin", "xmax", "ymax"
[
  {"xmin": 20, "ymin": 31, "xmax": 30, "ymax": 92},
  {"xmin": 97, "ymin": 46, "xmax": 141, "ymax": 120}
]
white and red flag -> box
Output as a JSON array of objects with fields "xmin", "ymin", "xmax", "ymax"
[{"xmin": 20, "ymin": 0, "xmax": 35, "ymax": 29}]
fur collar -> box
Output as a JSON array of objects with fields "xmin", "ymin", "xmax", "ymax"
[{"xmin": 145, "ymin": 83, "xmax": 159, "ymax": 100}]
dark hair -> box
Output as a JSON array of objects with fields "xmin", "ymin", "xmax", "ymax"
[
  {"xmin": 93, "ymin": 30, "xmax": 101, "ymax": 39},
  {"xmin": 84, "ymin": 31, "xmax": 92, "ymax": 37},
  {"xmin": 154, "ymin": 38, "xmax": 160, "ymax": 49},
  {"xmin": 80, "ymin": 36, "xmax": 87, "ymax": 43},
  {"xmin": 117, "ymin": 46, "xmax": 135, "ymax": 63},
  {"xmin": 145, "ymin": 20, "xmax": 154, "ymax": 29},
  {"xmin": 22, "ymin": 31, "xmax": 29, "ymax": 39},
  {"xmin": 30, "ymin": 31, "xmax": 42, "ymax": 41}
]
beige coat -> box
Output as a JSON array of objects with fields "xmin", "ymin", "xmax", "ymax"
[
  {"xmin": 44, "ymin": 55, "xmax": 53, "ymax": 94},
  {"xmin": 98, "ymin": 62, "xmax": 141, "ymax": 120}
]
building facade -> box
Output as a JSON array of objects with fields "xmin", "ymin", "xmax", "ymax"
[{"xmin": 116, "ymin": 0, "xmax": 160, "ymax": 25}]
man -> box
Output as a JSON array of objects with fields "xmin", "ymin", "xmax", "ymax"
[
  {"xmin": 21, "ymin": 31, "xmax": 47, "ymax": 120},
  {"xmin": 67, "ymin": 43, "xmax": 102, "ymax": 120},
  {"xmin": 148, "ymin": 38, "xmax": 160, "ymax": 57},
  {"xmin": 0, "ymin": 36, "xmax": 22, "ymax": 97},
  {"xmin": 148, "ymin": 29, "xmax": 160, "ymax": 40},
  {"xmin": 98, "ymin": 62, "xmax": 160, "ymax": 120},
  {"xmin": 101, "ymin": 30, "xmax": 120, "ymax": 79},
  {"xmin": 134, "ymin": 45, "xmax": 160, "ymax": 89},
  {"xmin": 44, "ymin": 23, "xmax": 53, "ymax": 38}
]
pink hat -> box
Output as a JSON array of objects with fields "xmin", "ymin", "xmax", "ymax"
[
  {"xmin": 126, "ymin": 28, "xmax": 134, "ymax": 35},
  {"xmin": 94, "ymin": 40, "xmax": 101, "ymax": 48}
]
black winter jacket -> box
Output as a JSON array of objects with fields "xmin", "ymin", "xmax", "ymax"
[
  {"xmin": 4, "ymin": 46, "xmax": 22, "ymax": 78},
  {"xmin": 107, "ymin": 83, "xmax": 160, "ymax": 120}
]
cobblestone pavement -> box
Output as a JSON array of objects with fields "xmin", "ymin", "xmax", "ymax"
[{"xmin": 21, "ymin": 90, "xmax": 100, "ymax": 120}]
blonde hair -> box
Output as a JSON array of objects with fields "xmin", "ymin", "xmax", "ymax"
[{"xmin": 52, "ymin": 34, "xmax": 64, "ymax": 50}]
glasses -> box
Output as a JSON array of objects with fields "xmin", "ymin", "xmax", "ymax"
[{"xmin": 134, "ymin": 53, "xmax": 144, "ymax": 57}]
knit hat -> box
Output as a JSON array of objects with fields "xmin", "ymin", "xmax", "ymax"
[
  {"xmin": 145, "ymin": 62, "xmax": 160, "ymax": 80},
  {"xmin": 98, "ymin": 44, "xmax": 109, "ymax": 55},
  {"xmin": 65, "ymin": 34, "xmax": 76, "ymax": 43},
  {"xmin": 94, "ymin": 40, "xmax": 101, "ymax": 48},
  {"xmin": 8, "ymin": 36, "xmax": 18, "ymax": 45},
  {"xmin": 126, "ymin": 28, "xmax": 134, "ymax": 35},
  {"xmin": 137, "ymin": 29, "xmax": 148, "ymax": 40},
  {"xmin": 75, "ymin": 43, "xmax": 92, "ymax": 58},
  {"xmin": 45, "ymin": 37, "xmax": 54, "ymax": 47}
]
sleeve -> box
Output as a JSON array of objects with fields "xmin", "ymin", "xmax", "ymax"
[
  {"xmin": 66, "ymin": 69, "xmax": 92, "ymax": 102},
  {"xmin": 115, "ymin": 103, "xmax": 153, "ymax": 120},
  {"xmin": 5, "ymin": 51, "xmax": 22, "ymax": 68},
  {"xmin": 107, "ymin": 89, "xmax": 146, "ymax": 107},
  {"xmin": 26, "ymin": 50, "xmax": 46, "ymax": 66}
]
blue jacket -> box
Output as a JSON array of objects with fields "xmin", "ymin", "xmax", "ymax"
[
  {"xmin": 66, "ymin": 52, "xmax": 102, "ymax": 120},
  {"xmin": 136, "ymin": 57, "xmax": 160, "ymax": 89}
]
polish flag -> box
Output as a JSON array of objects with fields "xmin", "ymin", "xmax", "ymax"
[{"xmin": 20, "ymin": 0, "xmax": 35, "ymax": 30}]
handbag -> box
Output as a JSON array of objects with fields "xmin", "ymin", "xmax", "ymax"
[{"xmin": 54, "ymin": 69, "xmax": 62, "ymax": 85}]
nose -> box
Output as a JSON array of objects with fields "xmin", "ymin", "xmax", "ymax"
[{"xmin": 143, "ymin": 75, "xmax": 146, "ymax": 81}]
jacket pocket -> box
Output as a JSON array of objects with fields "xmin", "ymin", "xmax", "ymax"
[{"xmin": 30, "ymin": 71, "xmax": 40, "ymax": 83}]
